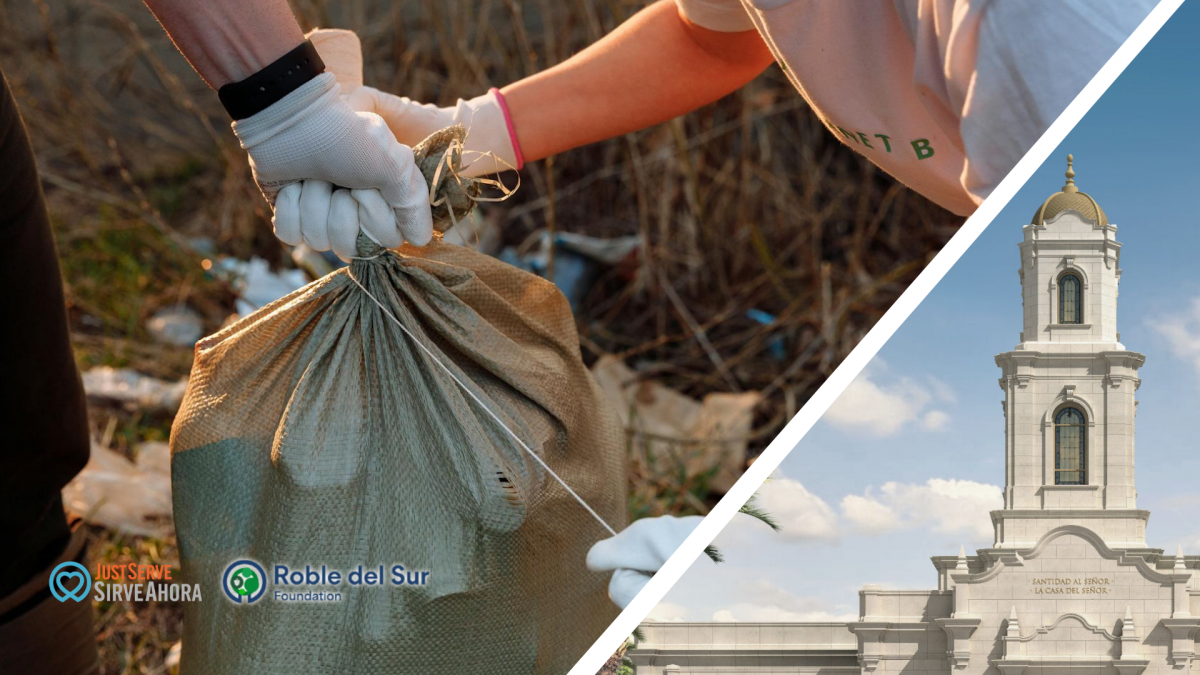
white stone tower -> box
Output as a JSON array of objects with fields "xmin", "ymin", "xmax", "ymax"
[{"xmin": 992, "ymin": 155, "xmax": 1148, "ymax": 550}]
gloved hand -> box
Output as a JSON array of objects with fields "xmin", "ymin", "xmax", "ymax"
[
  {"xmin": 231, "ymin": 72, "xmax": 433, "ymax": 259},
  {"xmin": 586, "ymin": 515, "xmax": 703, "ymax": 609},
  {"xmin": 347, "ymin": 86, "xmax": 523, "ymax": 177}
]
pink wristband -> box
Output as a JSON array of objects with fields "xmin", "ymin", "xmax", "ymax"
[{"xmin": 490, "ymin": 87, "xmax": 524, "ymax": 170}]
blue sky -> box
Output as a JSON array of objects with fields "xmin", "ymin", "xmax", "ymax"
[{"xmin": 655, "ymin": 1, "xmax": 1200, "ymax": 623}]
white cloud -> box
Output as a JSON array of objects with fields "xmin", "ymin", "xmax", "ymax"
[
  {"xmin": 921, "ymin": 410, "xmax": 951, "ymax": 431},
  {"xmin": 840, "ymin": 479, "xmax": 1000, "ymax": 541},
  {"xmin": 926, "ymin": 376, "xmax": 957, "ymax": 404},
  {"xmin": 711, "ymin": 581, "xmax": 858, "ymax": 622},
  {"xmin": 840, "ymin": 493, "xmax": 901, "ymax": 535},
  {"xmin": 823, "ymin": 365, "xmax": 952, "ymax": 437},
  {"xmin": 754, "ymin": 476, "xmax": 839, "ymax": 541},
  {"xmin": 1152, "ymin": 297, "xmax": 1200, "ymax": 379},
  {"xmin": 647, "ymin": 601, "xmax": 690, "ymax": 622},
  {"xmin": 713, "ymin": 609, "xmax": 737, "ymax": 622}
]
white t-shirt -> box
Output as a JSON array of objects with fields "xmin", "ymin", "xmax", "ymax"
[{"xmin": 676, "ymin": 0, "xmax": 1157, "ymax": 215}]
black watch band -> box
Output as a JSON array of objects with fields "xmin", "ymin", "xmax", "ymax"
[{"xmin": 218, "ymin": 40, "xmax": 326, "ymax": 120}]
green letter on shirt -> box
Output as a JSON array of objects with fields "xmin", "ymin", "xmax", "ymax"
[{"xmin": 910, "ymin": 138, "xmax": 934, "ymax": 160}]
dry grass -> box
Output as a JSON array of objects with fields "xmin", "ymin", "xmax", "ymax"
[
  {"xmin": 1, "ymin": 0, "xmax": 957, "ymax": 671},
  {"xmin": 84, "ymin": 526, "xmax": 183, "ymax": 675}
]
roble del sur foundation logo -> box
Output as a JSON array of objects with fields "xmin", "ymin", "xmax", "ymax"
[{"xmin": 223, "ymin": 560, "xmax": 266, "ymax": 604}]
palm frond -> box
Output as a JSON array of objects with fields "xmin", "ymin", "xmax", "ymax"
[
  {"xmin": 704, "ymin": 544, "xmax": 724, "ymax": 563},
  {"xmin": 737, "ymin": 495, "xmax": 781, "ymax": 532},
  {"xmin": 702, "ymin": 489, "xmax": 781, "ymax": 564}
]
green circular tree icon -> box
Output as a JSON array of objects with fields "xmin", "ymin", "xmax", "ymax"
[{"xmin": 231, "ymin": 568, "xmax": 261, "ymax": 597}]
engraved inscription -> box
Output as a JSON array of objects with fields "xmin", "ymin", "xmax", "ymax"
[{"xmin": 1030, "ymin": 577, "xmax": 1113, "ymax": 595}]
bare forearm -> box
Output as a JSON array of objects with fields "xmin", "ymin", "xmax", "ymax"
[
  {"xmin": 142, "ymin": 0, "xmax": 305, "ymax": 88},
  {"xmin": 500, "ymin": 0, "xmax": 773, "ymax": 162}
]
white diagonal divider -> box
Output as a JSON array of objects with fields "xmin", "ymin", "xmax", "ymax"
[{"xmin": 567, "ymin": 0, "xmax": 1184, "ymax": 672}]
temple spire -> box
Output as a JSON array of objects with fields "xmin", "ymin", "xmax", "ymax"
[{"xmin": 1063, "ymin": 154, "xmax": 1078, "ymax": 193}]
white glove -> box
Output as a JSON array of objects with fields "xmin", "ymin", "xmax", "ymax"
[
  {"xmin": 586, "ymin": 515, "xmax": 703, "ymax": 609},
  {"xmin": 231, "ymin": 72, "xmax": 433, "ymax": 258},
  {"xmin": 347, "ymin": 86, "xmax": 523, "ymax": 177}
]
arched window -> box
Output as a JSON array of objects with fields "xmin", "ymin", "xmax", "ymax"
[
  {"xmin": 1059, "ymin": 274, "xmax": 1082, "ymax": 324},
  {"xmin": 1055, "ymin": 407, "xmax": 1086, "ymax": 485}
]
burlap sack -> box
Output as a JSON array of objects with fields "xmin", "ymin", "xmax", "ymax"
[{"xmin": 169, "ymin": 132, "xmax": 626, "ymax": 674}]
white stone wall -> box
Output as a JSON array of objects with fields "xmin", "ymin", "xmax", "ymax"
[
  {"xmin": 991, "ymin": 511, "xmax": 1148, "ymax": 551},
  {"xmin": 952, "ymin": 530, "xmax": 1187, "ymax": 675},
  {"xmin": 853, "ymin": 590, "xmax": 952, "ymax": 675},
  {"xmin": 1019, "ymin": 211, "xmax": 1121, "ymax": 345},
  {"xmin": 995, "ymin": 209, "xmax": 1144, "ymax": 548},
  {"xmin": 630, "ymin": 622, "xmax": 858, "ymax": 674},
  {"xmin": 993, "ymin": 348, "xmax": 1144, "ymax": 544}
]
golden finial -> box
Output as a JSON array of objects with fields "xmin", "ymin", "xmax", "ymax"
[{"xmin": 1063, "ymin": 153, "xmax": 1078, "ymax": 193}]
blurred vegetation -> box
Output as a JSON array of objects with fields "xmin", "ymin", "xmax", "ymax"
[
  {"xmin": 84, "ymin": 527, "xmax": 183, "ymax": 675},
  {"xmin": 1, "ymin": 0, "xmax": 957, "ymax": 671}
]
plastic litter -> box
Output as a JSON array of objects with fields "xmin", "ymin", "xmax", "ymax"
[
  {"xmin": 745, "ymin": 308, "xmax": 786, "ymax": 361},
  {"xmin": 500, "ymin": 231, "xmax": 641, "ymax": 311},
  {"xmin": 147, "ymin": 306, "xmax": 204, "ymax": 347},
  {"xmin": 554, "ymin": 231, "xmax": 641, "ymax": 265},
  {"xmin": 290, "ymin": 243, "xmax": 339, "ymax": 279},
  {"xmin": 164, "ymin": 641, "xmax": 181, "ymax": 674},
  {"xmin": 214, "ymin": 256, "xmax": 309, "ymax": 316},
  {"xmin": 590, "ymin": 354, "xmax": 760, "ymax": 494},
  {"xmin": 61, "ymin": 441, "xmax": 172, "ymax": 538},
  {"xmin": 81, "ymin": 367, "xmax": 187, "ymax": 412}
]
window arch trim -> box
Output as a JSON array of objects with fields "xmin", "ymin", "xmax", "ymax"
[
  {"xmin": 1058, "ymin": 272, "xmax": 1084, "ymax": 324},
  {"xmin": 1054, "ymin": 405, "xmax": 1087, "ymax": 486}
]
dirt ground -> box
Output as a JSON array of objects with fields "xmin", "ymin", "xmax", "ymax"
[{"xmin": 1, "ymin": 0, "xmax": 958, "ymax": 671}]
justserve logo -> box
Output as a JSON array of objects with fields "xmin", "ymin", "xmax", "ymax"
[
  {"xmin": 49, "ymin": 561, "xmax": 201, "ymax": 602},
  {"xmin": 223, "ymin": 560, "xmax": 266, "ymax": 604},
  {"xmin": 49, "ymin": 561, "xmax": 92, "ymax": 602}
]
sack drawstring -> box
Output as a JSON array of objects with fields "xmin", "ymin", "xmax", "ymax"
[{"xmin": 345, "ymin": 267, "xmax": 618, "ymax": 537}]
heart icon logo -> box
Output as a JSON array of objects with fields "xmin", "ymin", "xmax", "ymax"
[
  {"xmin": 49, "ymin": 561, "xmax": 92, "ymax": 602},
  {"xmin": 57, "ymin": 572, "xmax": 84, "ymax": 595}
]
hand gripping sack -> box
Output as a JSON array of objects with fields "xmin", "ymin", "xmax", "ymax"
[{"xmin": 169, "ymin": 128, "xmax": 627, "ymax": 674}]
